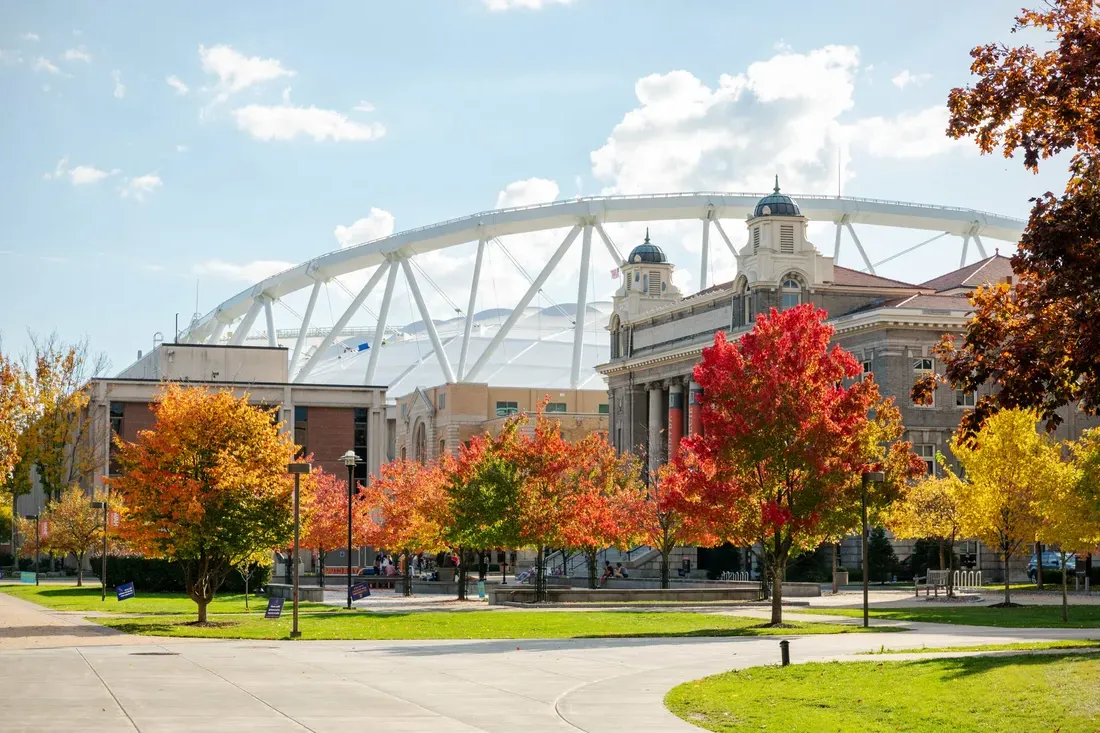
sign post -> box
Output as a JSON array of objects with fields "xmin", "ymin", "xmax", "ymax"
[{"xmin": 287, "ymin": 462, "xmax": 311, "ymax": 639}]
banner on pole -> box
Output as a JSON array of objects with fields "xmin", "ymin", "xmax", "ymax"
[
  {"xmin": 350, "ymin": 582, "xmax": 371, "ymax": 601},
  {"xmin": 265, "ymin": 597, "xmax": 284, "ymax": 619},
  {"xmin": 116, "ymin": 581, "xmax": 135, "ymax": 601}
]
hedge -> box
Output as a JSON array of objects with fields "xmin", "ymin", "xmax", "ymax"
[{"xmin": 100, "ymin": 557, "xmax": 271, "ymax": 594}]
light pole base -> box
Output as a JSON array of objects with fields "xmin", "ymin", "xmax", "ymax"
[{"xmin": 289, "ymin": 630, "xmax": 302, "ymax": 639}]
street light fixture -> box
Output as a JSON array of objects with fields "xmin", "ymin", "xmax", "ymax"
[
  {"xmin": 91, "ymin": 498, "xmax": 108, "ymax": 602},
  {"xmin": 340, "ymin": 449, "xmax": 360, "ymax": 610},
  {"xmin": 861, "ymin": 470, "xmax": 885, "ymax": 629},
  {"xmin": 287, "ymin": 462, "xmax": 311, "ymax": 639}
]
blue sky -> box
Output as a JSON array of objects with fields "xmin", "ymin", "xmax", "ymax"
[{"xmin": 0, "ymin": 1, "xmax": 1072, "ymax": 372}]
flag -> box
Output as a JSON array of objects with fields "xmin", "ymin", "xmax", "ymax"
[
  {"xmin": 611, "ymin": 268, "xmax": 619, "ymax": 280},
  {"xmin": 357, "ymin": 342, "xmax": 370, "ymax": 352}
]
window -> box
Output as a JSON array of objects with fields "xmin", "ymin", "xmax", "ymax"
[
  {"xmin": 780, "ymin": 224, "xmax": 795, "ymax": 253},
  {"xmin": 439, "ymin": 439, "xmax": 446, "ymax": 457},
  {"xmin": 642, "ymin": 274, "xmax": 648, "ymax": 293},
  {"xmin": 956, "ymin": 390, "xmax": 975, "ymax": 408},
  {"xmin": 861, "ymin": 360, "xmax": 873, "ymax": 382},
  {"xmin": 743, "ymin": 290, "xmax": 752, "ymax": 325},
  {"xmin": 916, "ymin": 444, "xmax": 936, "ymax": 476},
  {"xmin": 437, "ymin": 392, "xmax": 446, "ymax": 410},
  {"xmin": 353, "ymin": 407, "xmax": 369, "ymax": 481},
  {"xmin": 546, "ymin": 402, "xmax": 567, "ymax": 413},
  {"xmin": 495, "ymin": 401, "xmax": 519, "ymax": 417},
  {"xmin": 912, "ymin": 358, "xmax": 935, "ymax": 406},
  {"xmin": 598, "ymin": 403, "xmax": 609, "ymax": 414},
  {"xmin": 648, "ymin": 271, "xmax": 661, "ymax": 296},
  {"xmin": 108, "ymin": 402, "xmax": 124, "ymax": 476},
  {"xmin": 752, "ymin": 226, "xmax": 760, "ymax": 253},
  {"xmin": 294, "ymin": 406, "xmax": 308, "ymax": 458},
  {"xmin": 413, "ymin": 422, "xmax": 426, "ymax": 464},
  {"xmin": 781, "ymin": 278, "xmax": 801, "ymax": 310}
]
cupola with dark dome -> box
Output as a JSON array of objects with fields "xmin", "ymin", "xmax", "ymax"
[
  {"xmin": 753, "ymin": 175, "xmax": 801, "ymax": 218},
  {"xmin": 627, "ymin": 229, "xmax": 667, "ymax": 264}
]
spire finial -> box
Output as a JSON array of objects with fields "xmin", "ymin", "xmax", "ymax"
[
  {"xmin": 773, "ymin": 174, "xmax": 780, "ymax": 193},
  {"xmin": 644, "ymin": 227, "xmax": 650, "ymax": 244}
]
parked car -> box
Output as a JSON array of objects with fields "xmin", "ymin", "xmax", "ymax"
[{"xmin": 1027, "ymin": 551, "xmax": 1075, "ymax": 581}]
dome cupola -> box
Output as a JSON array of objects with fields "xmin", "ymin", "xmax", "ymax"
[
  {"xmin": 753, "ymin": 175, "xmax": 801, "ymax": 218},
  {"xmin": 627, "ymin": 229, "xmax": 667, "ymax": 264}
]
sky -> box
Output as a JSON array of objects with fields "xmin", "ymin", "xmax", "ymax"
[{"xmin": 0, "ymin": 0, "xmax": 1074, "ymax": 373}]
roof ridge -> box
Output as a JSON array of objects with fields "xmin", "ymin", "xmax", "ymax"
[{"xmin": 832, "ymin": 265, "xmax": 917, "ymax": 288}]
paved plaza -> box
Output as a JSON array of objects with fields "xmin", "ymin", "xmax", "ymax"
[{"xmin": 3, "ymin": 590, "xmax": 1099, "ymax": 732}]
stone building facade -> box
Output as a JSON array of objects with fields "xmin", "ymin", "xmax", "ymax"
[{"xmin": 596, "ymin": 182, "xmax": 1094, "ymax": 581}]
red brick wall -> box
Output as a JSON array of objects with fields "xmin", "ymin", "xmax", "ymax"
[
  {"xmin": 120, "ymin": 402, "xmax": 157, "ymax": 443},
  {"xmin": 305, "ymin": 407, "xmax": 355, "ymax": 476}
]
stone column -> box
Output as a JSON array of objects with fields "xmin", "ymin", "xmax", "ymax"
[
  {"xmin": 667, "ymin": 382, "xmax": 684, "ymax": 461},
  {"xmin": 648, "ymin": 383, "xmax": 664, "ymax": 478},
  {"xmin": 688, "ymin": 380, "xmax": 703, "ymax": 436}
]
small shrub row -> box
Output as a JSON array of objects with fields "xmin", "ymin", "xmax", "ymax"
[{"xmin": 100, "ymin": 557, "xmax": 270, "ymax": 593}]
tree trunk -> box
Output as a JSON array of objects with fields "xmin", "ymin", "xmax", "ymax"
[
  {"xmin": 938, "ymin": 540, "xmax": 945, "ymax": 572},
  {"xmin": 587, "ymin": 549, "xmax": 598, "ymax": 590},
  {"xmin": 831, "ymin": 543, "xmax": 838, "ymax": 595},
  {"xmin": 535, "ymin": 545, "xmax": 546, "ymax": 603},
  {"xmin": 318, "ymin": 551, "xmax": 325, "ymax": 589},
  {"xmin": 196, "ymin": 598, "xmax": 209, "ymax": 624},
  {"xmin": 457, "ymin": 547, "xmax": 467, "ymax": 601},
  {"xmin": 76, "ymin": 552, "xmax": 85, "ymax": 586},
  {"xmin": 403, "ymin": 549, "xmax": 412, "ymax": 597},
  {"xmin": 770, "ymin": 560, "xmax": 785, "ymax": 625},
  {"xmin": 660, "ymin": 547, "xmax": 671, "ymax": 590},
  {"xmin": 946, "ymin": 540, "xmax": 954, "ymax": 597},
  {"xmin": 244, "ymin": 572, "xmax": 249, "ymax": 611},
  {"xmin": 1061, "ymin": 551, "xmax": 1069, "ymax": 623},
  {"xmin": 1036, "ymin": 541, "xmax": 1043, "ymax": 589},
  {"xmin": 1003, "ymin": 548, "xmax": 1012, "ymax": 606}
]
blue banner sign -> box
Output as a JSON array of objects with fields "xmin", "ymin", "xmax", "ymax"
[
  {"xmin": 116, "ymin": 582, "xmax": 135, "ymax": 601},
  {"xmin": 350, "ymin": 582, "xmax": 371, "ymax": 601},
  {"xmin": 20, "ymin": 571, "xmax": 35, "ymax": 584},
  {"xmin": 477, "ymin": 580, "xmax": 486, "ymax": 599},
  {"xmin": 265, "ymin": 597, "xmax": 284, "ymax": 619}
]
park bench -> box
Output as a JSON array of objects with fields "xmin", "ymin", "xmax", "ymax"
[{"xmin": 914, "ymin": 569, "xmax": 951, "ymax": 597}]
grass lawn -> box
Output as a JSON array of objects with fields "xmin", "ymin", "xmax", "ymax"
[
  {"xmin": 0, "ymin": 584, "xmax": 331, "ymax": 615},
  {"xmin": 798, "ymin": 604, "xmax": 1100, "ymax": 628},
  {"xmin": 861, "ymin": 639, "xmax": 1100, "ymax": 654},
  {"xmin": 666, "ymin": 652, "xmax": 1100, "ymax": 732},
  {"xmin": 92, "ymin": 610, "xmax": 895, "ymax": 641}
]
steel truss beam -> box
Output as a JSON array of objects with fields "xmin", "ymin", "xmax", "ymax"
[
  {"xmin": 229, "ymin": 299, "xmax": 264, "ymax": 345},
  {"xmin": 289, "ymin": 280, "xmax": 321, "ymax": 376},
  {"xmin": 365, "ymin": 264, "xmax": 399, "ymax": 385},
  {"xmin": 844, "ymin": 220, "xmax": 876, "ymax": 275},
  {"xmin": 463, "ymin": 225, "xmax": 582, "ymax": 383},
  {"xmin": 401, "ymin": 258, "xmax": 456, "ymax": 384},
  {"xmin": 207, "ymin": 319, "xmax": 227, "ymax": 345},
  {"xmin": 263, "ymin": 297, "xmax": 277, "ymax": 347},
  {"xmin": 712, "ymin": 218, "xmax": 737, "ymax": 256},
  {"xmin": 594, "ymin": 223, "xmax": 623, "ymax": 265},
  {"xmin": 699, "ymin": 214, "xmax": 712, "ymax": 290},
  {"xmin": 571, "ymin": 225, "xmax": 593, "ymax": 389},
  {"xmin": 294, "ymin": 262, "xmax": 391, "ymax": 383},
  {"xmin": 457, "ymin": 238, "xmax": 487, "ymax": 380}
]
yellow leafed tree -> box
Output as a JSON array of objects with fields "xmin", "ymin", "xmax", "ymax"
[
  {"xmin": 887, "ymin": 467, "xmax": 965, "ymax": 594},
  {"xmin": 950, "ymin": 408, "xmax": 1068, "ymax": 607}
]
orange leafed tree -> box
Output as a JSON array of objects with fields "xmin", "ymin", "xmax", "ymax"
[
  {"xmin": 670, "ymin": 306, "xmax": 923, "ymax": 624},
  {"xmin": 559, "ymin": 432, "xmax": 646, "ymax": 589},
  {"xmin": 110, "ymin": 385, "xmax": 297, "ymax": 623},
  {"xmin": 300, "ymin": 467, "xmax": 371, "ymax": 588},
  {"xmin": 640, "ymin": 464, "xmax": 718, "ymax": 590},
  {"xmin": 363, "ymin": 459, "xmax": 447, "ymax": 596}
]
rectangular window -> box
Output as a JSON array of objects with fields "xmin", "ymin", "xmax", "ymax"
[
  {"xmin": 861, "ymin": 360, "xmax": 873, "ymax": 382},
  {"xmin": 780, "ymin": 224, "xmax": 795, "ymax": 253},
  {"xmin": 439, "ymin": 439, "xmax": 446, "ymax": 457},
  {"xmin": 545, "ymin": 402, "xmax": 567, "ymax": 413},
  {"xmin": 353, "ymin": 407, "xmax": 369, "ymax": 482},
  {"xmin": 956, "ymin": 390, "xmax": 975, "ymax": 408},
  {"xmin": 647, "ymin": 271, "xmax": 661, "ymax": 296},
  {"xmin": 752, "ymin": 226, "xmax": 760, "ymax": 253},
  {"xmin": 495, "ymin": 401, "xmax": 519, "ymax": 417},
  {"xmin": 294, "ymin": 406, "xmax": 308, "ymax": 459},
  {"xmin": 108, "ymin": 402, "xmax": 124, "ymax": 476},
  {"xmin": 598, "ymin": 403, "xmax": 609, "ymax": 414},
  {"xmin": 916, "ymin": 444, "xmax": 936, "ymax": 476},
  {"xmin": 781, "ymin": 292, "xmax": 800, "ymax": 310},
  {"xmin": 912, "ymin": 357, "xmax": 935, "ymax": 407},
  {"xmin": 437, "ymin": 392, "xmax": 446, "ymax": 410}
]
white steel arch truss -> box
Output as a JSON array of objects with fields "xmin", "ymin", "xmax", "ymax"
[{"xmin": 178, "ymin": 191, "xmax": 1025, "ymax": 386}]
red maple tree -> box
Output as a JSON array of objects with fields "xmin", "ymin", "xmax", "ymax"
[
  {"xmin": 669, "ymin": 306, "xmax": 923, "ymax": 624},
  {"xmin": 299, "ymin": 467, "xmax": 371, "ymax": 588}
]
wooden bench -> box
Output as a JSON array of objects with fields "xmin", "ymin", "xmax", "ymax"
[{"xmin": 915, "ymin": 569, "xmax": 951, "ymax": 597}]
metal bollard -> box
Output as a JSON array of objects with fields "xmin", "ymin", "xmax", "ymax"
[{"xmin": 779, "ymin": 639, "xmax": 790, "ymax": 667}]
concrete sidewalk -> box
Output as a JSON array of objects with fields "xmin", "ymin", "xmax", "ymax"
[{"xmin": 0, "ymin": 591, "xmax": 169, "ymax": 651}]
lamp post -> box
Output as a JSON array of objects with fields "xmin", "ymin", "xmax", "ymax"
[
  {"xmin": 861, "ymin": 470, "xmax": 885, "ymax": 628},
  {"xmin": 91, "ymin": 498, "xmax": 108, "ymax": 601},
  {"xmin": 287, "ymin": 462, "xmax": 311, "ymax": 639},
  {"xmin": 26, "ymin": 514, "xmax": 40, "ymax": 586},
  {"xmin": 340, "ymin": 449, "xmax": 360, "ymax": 610}
]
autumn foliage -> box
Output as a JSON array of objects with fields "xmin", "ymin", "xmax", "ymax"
[
  {"xmin": 300, "ymin": 467, "xmax": 372, "ymax": 586},
  {"xmin": 110, "ymin": 385, "xmax": 297, "ymax": 623}
]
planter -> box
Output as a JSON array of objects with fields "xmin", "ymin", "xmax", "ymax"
[{"xmin": 833, "ymin": 570, "xmax": 849, "ymax": 587}]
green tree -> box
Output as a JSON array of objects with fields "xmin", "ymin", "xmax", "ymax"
[{"xmin": 867, "ymin": 527, "xmax": 899, "ymax": 584}]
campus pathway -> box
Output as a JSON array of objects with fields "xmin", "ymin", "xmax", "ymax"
[{"xmin": 2, "ymin": 591, "xmax": 1099, "ymax": 732}]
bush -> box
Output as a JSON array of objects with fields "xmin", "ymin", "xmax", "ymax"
[
  {"xmin": 868, "ymin": 528, "xmax": 899, "ymax": 583},
  {"xmin": 0, "ymin": 551, "xmax": 13, "ymax": 567},
  {"xmin": 103, "ymin": 557, "xmax": 271, "ymax": 594}
]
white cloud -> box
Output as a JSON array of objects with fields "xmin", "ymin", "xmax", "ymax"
[
  {"xmin": 195, "ymin": 258, "xmax": 296, "ymax": 283},
  {"xmin": 33, "ymin": 57, "xmax": 61, "ymax": 74},
  {"xmin": 62, "ymin": 46, "xmax": 92, "ymax": 63},
  {"xmin": 166, "ymin": 75, "xmax": 189, "ymax": 94},
  {"xmin": 483, "ymin": 0, "xmax": 575, "ymax": 9},
  {"xmin": 120, "ymin": 173, "xmax": 163, "ymax": 201},
  {"xmin": 231, "ymin": 104, "xmax": 386, "ymax": 142},
  {"xmin": 112, "ymin": 69, "xmax": 125, "ymax": 98},
  {"xmin": 892, "ymin": 69, "xmax": 931, "ymax": 89},
  {"xmin": 849, "ymin": 106, "xmax": 958, "ymax": 158},
  {"xmin": 353, "ymin": 101, "xmax": 375, "ymax": 112},
  {"xmin": 334, "ymin": 208, "xmax": 396, "ymax": 248},
  {"xmin": 199, "ymin": 44, "xmax": 293, "ymax": 104},
  {"xmin": 495, "ymin": 177, "xmax": 559, "ymax": 208},
  {"xmin": 176, "ymin": 144, "xmax": 188, "ymax": 153},
  {"xmin": 22, "ymin": 33, "xmax": 40, "ymax": 42},
  {"xmin": 45, "ymin": 158, "xmax": 119, "ymax": 185}
]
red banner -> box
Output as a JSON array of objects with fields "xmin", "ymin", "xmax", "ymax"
[
  {"xmin": 39, "ymin": 520, "xmax": 49, "ymax": 539},
  {"xmin": 323, "ymin": 566, "xmax": 360, "ymax": 575}
]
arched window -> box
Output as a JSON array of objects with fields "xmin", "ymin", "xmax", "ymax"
[
  {"xmin": 413, "ymin": 422, "xmax": 427, "ymax": 464},
  {"xmin": 781, "ymin": 276, "xmax": 802, "ymax": 310}
]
